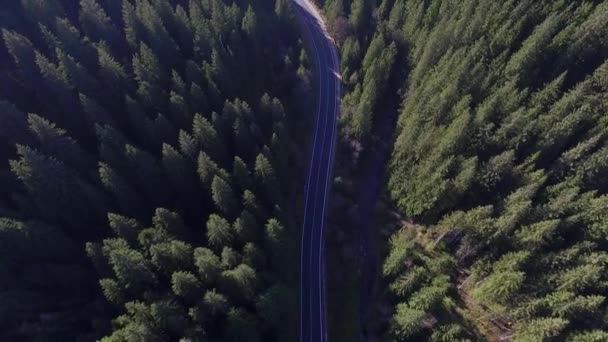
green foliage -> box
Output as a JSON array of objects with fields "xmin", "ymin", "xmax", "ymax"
[
  {"xmin": 206, "ymin": 214, "xmax": 234, "ymax": 251},
  {"xmin": 108, "ymin": 213, "xmax": 142, "ymax": 245},
  {"xmin": 372, "ymin": 0, "xmax": 608, "ymax": 340},
  {"xmin": 203, "ymin": 289, "xmax": 229, "ymax": 317},
  {"xmin": 193, "ymin": 247, "xmax": 221, "ymax": 285},
  {"xmin": 430, "ymin": 324, "xmax": 470, "ymax": 342},
  {"xmin": 383, "ymin": 231, "xmax": 414, "ymax": 277},
  {"xmin": 220, "ymin": 263, "xmax": 258, "ymax": 303},
  {"xmin": 568, "ymin": 331, "xmax": 608, "ymax": 342},
  {"xmin": 515, "ymin": 318, "xmax": 569, "ymax": 341},
  {"xmin": 171, "ymin": 271, "xmax": 202, "ymax": 300},
  {"xmin": 211, "ymin": 175, "xmax": 238, "ymax": 216},
  {"xmin": 221, "ymin": 246, "xmax": 241, "ymax": 270},
  {"xmin": 233, "ymin": 210, "xmax": 258, "ymax": 244},
  {"xmin": 0, "ymin": 0, "xmax": 304, "ymax": 339},
  {"xmin": 150, "ymin": 240, "xmax": 193, "ymax": 276},
  {"xmin": 392, "ymin": 303, "xmax": 426, "ymax": 339},
  {"xmin": 346, "ymin": 33, "xmax": 398, "ymax": 139},
  {"xmin": 254, "ymin": 153, "xmax": 280, "ymax": 202},
  {"xmin": 102, "ymin": 238, "xmax": 157, "ymax": 292},
  {"xmin": 472, "ymin": 271, "xmax": 525, "ymax": 306}
]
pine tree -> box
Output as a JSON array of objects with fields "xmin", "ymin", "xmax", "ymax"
[
  {"xmin": 242, "ymin": 242, "xmax": 265, "ymax": 269},
  {"xmin": 242, "ymin": 189, "xmax": 267, "ymax": 222},
  {"xmin": 11, "ymin": 145, "xmax": 102, "ymax": 229},
  {"xmin": 349, "ymin": 0, "xmax": 368, "ymax": 34},
  {"xmin": 133, "ymin": 42, "xmax": 165, "ymax": 110},
  {"xmin": 27, "ymin": 113, "xmax": 90, "ymax": 172},
  {"xmin": 206, "ymin": 214, "xmax": 234, "ymax": 251},
  {"xmin": 193, "ymin": 113, "xmax": 226, "ymax": 163},
  {"xmin": 99, "ymin": 278, "xmax": 124, "ymax": 304},
  {"xmin": 102, "ymin": 238, "xmax": 157, "ymax": 292},
  {"xmin": 265, "ymin": 218, "xmax": 286, "ymax": 261},
  {"xmin": 203, "ymin": 289, "xmax": 229, "ymax": 317},
  {"xmin": 515, "ymin": 318, "xmax": 568, "ymax": 341},
  {"xmin": 54, "ymin": 18, "xmax": 95, "ymax": 69},
  {"xmin": 107, "ymin": 213, "xmax": 142, "ymax": 246},
  {"xmin": 133, "ymin": 0, "xmax": 179, "ymax": 66},
  {"xmin": 254, "ymin": 153, "xmax": 279, "ymax": 202},
  {"xmin": 35, "ymin": 50, "xmax": 78, "ymax": 116},
  {"xmin": 194, "ymin": 247, "xmax": 221, "ymax": 285},
  {"xmin": 171, "ymin": 271, "xmax": 202, "ymax": 301},
  {"xmin": 341, "ymin": 36, "xmax": 361, "ymax": 80},
  {"xmin": 150, "ymin": 240, "xmax": 193, "ymax": 276},
  {"xmin": 233, "ymin": 210, "xmax": 258, "ymax": 244},
  {"xmin": 179, "ymin": 130, "xmax": 198, "ymax": 160},
  {"xmin": 232, "ymin": 156, "xmax": 252, "ymax": 191},
  {"xmin": 568, "ymin": 331, "xmax": 608, "ymax": 342},
  {"xmin": 2, "ymin": 29, "xmax": 40, "ymax": 89},
  {"xmin": 96, "ymin": 41, "xmax": 130, "ymax": 103},
  {"xmin": 392, "ymin": 304, "xmax": 425, "ymax": 339},
  {"xmin": 174, "ymin": 5, "xmax": 193, "ymax": 55},
  {"xmin": 152, "ymin": 208, "xmax": 187, "ymax": 237},
  {"xmin": 211, "ymin": 175, "xmax": 238, "ymax": 216},
  {"xmin": 221, "ymin": 264, "xmax": 258, "ymax": 302},
  {"xmin": 79, "ymin": 0, "xmax": 120, "ymax": 44},
  {"xmin": 122, "ymin": 0, "xmax": 141, "ymax": 49},
  {"xmin": 196, "ymin": 149, "xmax": 217, "ymax": 181},
  {"xmin": 221, "ymin": 246, "xmax": 242, "ymax": 270}
]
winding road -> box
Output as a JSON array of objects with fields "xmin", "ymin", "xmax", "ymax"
[{"xmin": 294, "ymin": 1, "xmax": 340, "ymax": 342}]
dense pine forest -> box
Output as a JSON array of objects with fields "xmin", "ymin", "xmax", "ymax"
[
  {"xmin": 4, "ymin": 0, "xmax": 608, "ymax": 340},
  {"xmin": 0, "ymin": 0, "xmax": 310, "ymax": 340},
  {"xmin": 323, "ymin": 0, "xmax": 608, "ymax": 341}
]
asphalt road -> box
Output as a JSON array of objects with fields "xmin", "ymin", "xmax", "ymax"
[{"xmin": 293, "ymin": 2, "xmax": 340, "ymax": 342}]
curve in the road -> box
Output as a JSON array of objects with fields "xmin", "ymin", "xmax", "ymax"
[{"xmin": 293, "ymin": 1, "xmax": 340, "ymax": 342}]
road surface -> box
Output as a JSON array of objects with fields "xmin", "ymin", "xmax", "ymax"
[{"xmin": 294, "ymin": 1, "xmax": 340, "ymax": 342}]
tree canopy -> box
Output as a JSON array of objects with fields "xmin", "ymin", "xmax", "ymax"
[{"xmin": 0, "ymin": 0, "xmax": 308, "ymax": 340}]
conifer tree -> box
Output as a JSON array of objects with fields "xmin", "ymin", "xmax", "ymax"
[
  {"xmin": 194, "ymin": 247, "xmax": 222, "ymax": 286},
  {"xmin": 206, "ymin": 214, "xmax": 234, "ymax": 251},
  {"xmin": 254, "ymin": 153, "xmax": 279, "ymax": 202},
  {"xmin": 79, "ymin": 0, "xmax": 119, "ymax": 44}
]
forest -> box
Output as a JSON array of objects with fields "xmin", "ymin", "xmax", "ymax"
[
  {"xmin": 321, "ymin": 0, "xmax": 608, "ymax": 341},
  {"xmin": 0, "ymin": 0, "xmax": 310, "ymax": 340},
  {"xmin": 3, "ymin": 0, "xmax": 608, "ymax": 341}
]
